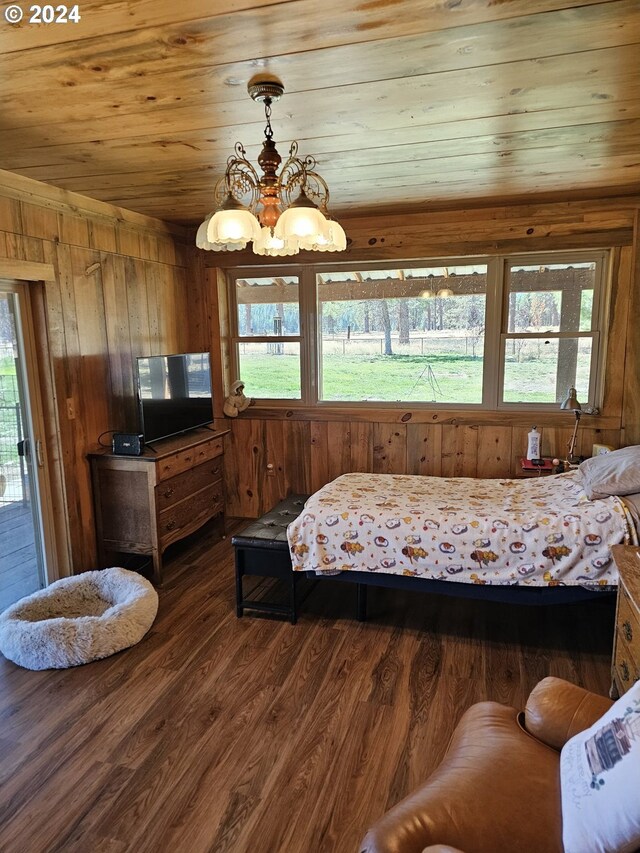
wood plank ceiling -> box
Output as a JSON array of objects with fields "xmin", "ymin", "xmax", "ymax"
[{"xmin": 1, "ymin": 0, "xmax": 639, "ymax": 224}]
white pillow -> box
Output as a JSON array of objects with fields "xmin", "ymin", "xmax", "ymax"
[
  {"xmin": 580, "ymin": 445, "xmax": 640, "ymax": 500},
  {"xmin": 561, "ymin": 680, "xmax": 640, "ymax": 853}
]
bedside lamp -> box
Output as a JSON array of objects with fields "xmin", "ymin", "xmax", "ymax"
[{"xmin": 560, "ymin": 386, "xmax": 582, "ymax": 466}]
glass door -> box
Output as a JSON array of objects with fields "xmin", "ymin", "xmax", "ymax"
[{"xmin": 0, "ymin": 282, "xmax": 48, "ymax": 611}]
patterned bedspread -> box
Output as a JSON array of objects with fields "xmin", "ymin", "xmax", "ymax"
[{"xmin": 287, "ymin": 471, "xmax": 636, "ymax": 588}]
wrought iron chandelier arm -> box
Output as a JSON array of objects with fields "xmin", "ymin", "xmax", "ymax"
[
  {"xmin": 213, "ymin": 142, "xmax": 261, "ymax": 212},
  {"xmin": 278, "ymin": 143, "xmax": 330, "ymax": 212}
]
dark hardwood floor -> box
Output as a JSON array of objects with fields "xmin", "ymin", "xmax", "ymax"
[{"xmin": 0, "ymin": 519, "xmax": 615, "ymax": 853}]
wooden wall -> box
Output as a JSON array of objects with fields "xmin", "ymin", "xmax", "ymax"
[
  {"xmin": 0, "ymin": 169, "xmax": 209, "ymax": 574},
  {"xmin": 205, "ymin": 197, "xmax": 640, "ymax": 517}
]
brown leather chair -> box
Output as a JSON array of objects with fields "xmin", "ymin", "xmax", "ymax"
[{"xmin": 360, "ymin": 677, "xmax": 613, "ymax": 853}]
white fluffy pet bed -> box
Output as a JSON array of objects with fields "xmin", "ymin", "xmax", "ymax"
[{"xmin": 0, "ymin": 567, "xmax": 158, "ymax": 670}]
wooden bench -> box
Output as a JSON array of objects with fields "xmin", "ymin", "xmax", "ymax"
[{"xmin": 231, "ymin": 494, "xmax": 309, "ymax": 624}]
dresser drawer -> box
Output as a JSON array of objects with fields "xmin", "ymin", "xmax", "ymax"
[
  {"xmin": 157, "ymin": 438, "xmax": 222, "ymax": 481},
  {"xmin": 618, "ymin": 585, "xmax": 640, "ymax": 649},
  {"xmin": 158, "ymin": 483, "xmax": 224, "ymax": 550},
  {"xmin": 157, "ymin": 438, "xmax": 223, "ymax": 482},
  {"xmin": 613, "ymin": 631, "xmax": 640, "ymax": 692},
  {"xmin": 155, "ymin": 459, "xmax": 223, "ymax": 512}
]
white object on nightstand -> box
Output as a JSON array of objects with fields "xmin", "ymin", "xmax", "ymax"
[{"xmin": 592, "ymin": 443, "xmax": 614, "ymax": 456}]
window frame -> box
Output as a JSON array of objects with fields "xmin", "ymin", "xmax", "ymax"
[
  {"xmin": 230, "ymin": 266, "xmax": 306, "ymax": 403},
  {"xmin": 495, "ymin": 250, "xmax": 609, "ymax": 411},
  {"xmin": 227, "ymin": 249, "xmax": 610, "ymax": 411}
]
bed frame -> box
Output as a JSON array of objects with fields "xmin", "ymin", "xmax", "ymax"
[{"xmin": 304, "ymin": 568, "xmax": 614, "ymax": 621}]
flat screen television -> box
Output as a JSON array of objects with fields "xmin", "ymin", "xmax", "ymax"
[{"xmin": 136, "ymin": 352, "xmax": 213, "ymax": 443}]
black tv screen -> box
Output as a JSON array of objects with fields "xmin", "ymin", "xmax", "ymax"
[{"xmin": 136, "ymin": 352, "xmax": 213, "ymax": 443}]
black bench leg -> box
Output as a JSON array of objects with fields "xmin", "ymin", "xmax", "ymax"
[
  {"xmin": 235, "ymin": 552, "xmax": 244, "ymax": 618},
  {"xmin": 357, "ymin": 584, "xmax": 367, "ymax": 622}
]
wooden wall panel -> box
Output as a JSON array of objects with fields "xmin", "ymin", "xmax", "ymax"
[
  {"xmin": 327, "ymin": 422, "xmax": 352, "ymax": 482},
  {"xmin": 346, "ymin": 421, "xmax": 372, "ymax": 474},
  {"xmin": 441, "ymin": 425, "xmax": 478, "ymax": 478},
  {"xmin": 602, "ymin": 248, "xmax": 632, "ymax": 418},
  {"xmin": 101, "ymin": 253, "xmax": 135, "ymax": 432},
  {"xmin": 223, "ymin": 418, "xmax": 264, "ymax": 518},
  {"xmin": 283, "ymin": 421, "xmax": 311, "ymax": 497},
  {"xmin": 373, "ymin": 424, "xmax": 407, "ymax": 474},
  {"xmin": 476, "ymin": 426, "xmax": 512, "ymax": 479},
  {"xmin": 406, "ymin": 423, "xmax": 443, "ymax": 476},
  {"xmin": 309, "ymin": 421, "xmax": 329, "ymax": 494},
  {"xmin": 263, "ymin": 420, "xmax": 288, "ymax": 510},
  {"xmin": 184, "ymin": 250, "xmax": 211, "ymax": 356},
  {"xmin": 88, "ymin": 219, "xmax": 118, "ymax": 254},
  {"xmin": 0, "ymin": 174, "xmax": 194, "ymax": 573},
  {"xmin": 622, "ymin": 211, "xmax": 640, "ymax": 446},
  {"xmin": 227, "ymin": 414, "xmax": 632, "ymax": 518}
]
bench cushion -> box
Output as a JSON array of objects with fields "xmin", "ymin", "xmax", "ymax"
[{"xmin": 231, "ymin": 494, "xmax": 309, "ymax": 551}]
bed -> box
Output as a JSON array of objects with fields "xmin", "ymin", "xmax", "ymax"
[{"xmin": 287, "ymin": 467, "xmax": 639, "ymax": 605}]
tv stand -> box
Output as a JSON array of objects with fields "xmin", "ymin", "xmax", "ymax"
[{"xmin": 90, "ymin": 428, "xmax": 228, "ymax": 584}]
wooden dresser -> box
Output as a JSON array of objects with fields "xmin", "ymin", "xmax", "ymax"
[
  {"xmin": 611, "ymin": 545, "xmax": 640, "ymax": 698},
  {"xmin": 90, "ymin": 428, "xmax": 228, "ymax": 584}
]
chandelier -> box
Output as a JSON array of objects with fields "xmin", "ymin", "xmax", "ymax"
[{"xmin": 196, "ymin": 77, "xmax": 346, "ymax": 257}]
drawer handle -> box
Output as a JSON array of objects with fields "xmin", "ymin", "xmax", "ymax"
[
  {"xmin": 623, "ymin": 620, "xmax": 633, "ymax": 643},
  {"xmin": 165, "ymin": 520, "xmax": 177, "ymax": 531},
  {"xmin": 184, "ymin": 455, "xmax": 192, "ymax": 462},
  {"xmin": 163, "ymin": 487, "xmax": 175, "ymax": 499},
  {"xmin": 621, "ymin": 661, "xmax": 630, "ymax": 682},
  {"xmin": 199, "ymin": 449, "xmax": 206, "ymax": 456}
]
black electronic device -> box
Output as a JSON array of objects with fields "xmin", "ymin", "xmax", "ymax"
[
  {"xmin": 112, "ymin": 433, "xmax": 144, "ymax": 456},
  {"xmin": 136, "ymin": 352, "xmax": 213, "ymax": 444}
]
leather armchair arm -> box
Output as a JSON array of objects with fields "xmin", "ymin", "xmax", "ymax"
[
  {"xmin": 360, "ymin": 701, "xmax": 563, "ymax": 853},
  {"xmin": 524, "ymin": 676, "xmax": 612, "ymax": 751}
]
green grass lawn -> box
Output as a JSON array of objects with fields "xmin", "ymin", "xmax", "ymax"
[
  {"xmin": 238, "ymin": 351, "xmax": 590, "ymax": 403},
  {"xmin": 0, "ymin": 356, "xmax": 15, "ymax": 376}
]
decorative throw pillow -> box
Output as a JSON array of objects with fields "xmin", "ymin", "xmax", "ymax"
[
  {"xmin": 580, "ymin": 445, "xmax": 640, "ymax": 500},
  {"xmin": 560, "ymin": 680, "xmax": 640, "ymax": 853}
]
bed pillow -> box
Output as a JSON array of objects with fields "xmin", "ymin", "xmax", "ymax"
[
  {"xmin": 579, "ymin": 445, "xmax": 640, "ymax": 499},
  {"xmin": 560, "ymin": 680, "xmax": 640, "ymax": 853}
]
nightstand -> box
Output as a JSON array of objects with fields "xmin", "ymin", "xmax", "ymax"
[
  {"xmin": 515, "ymin": 457, "xmax": 556, "ymax": 477},
  {"xmin": 610, "ymin": 545, "xmax": 640, "ymax": 698}
]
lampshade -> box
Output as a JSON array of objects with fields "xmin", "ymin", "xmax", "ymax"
[
  {"xmin": 253, "ymin": 226, "xmax": 299, "ymax": 257},
  {"xmin": 274, "ymin": 191, "xmax": 331, "ymax": 245},
  {"xmin": 206, "ymin": 195, "xmax": 261, "ymax": 248},
  {"xmin": 196, "ymin": 215, "xmax": 214, "ymax": 249},
  {"xmin": 437, "ymin": 287, "xmax": 454, "ymax": 298},
  {"xmin": 196, "ymin": 77, "xmax": 345, "ymax": 257},
  {"xmin": 560, "ymin": 387, "xmax": 582, "ymax": 411},
  {"xmin": 306, "ymin": 220, "xmax": 347, "ymax": 252}
]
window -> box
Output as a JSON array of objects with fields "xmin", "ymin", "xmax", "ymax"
[
  {"xmin": 228, "ymin": 251, "xmax": 609, "ymax": 409},
  {"xmin": 316, "ymin": 265, "xmax": 487, "ymax": 403},
  {"xmin": 233, "ymin": 274, "xmax": 302, "ymax": 399},
  {"xmin": 500, "ymin": 260, "xmax": 602, "ymax": 406}
]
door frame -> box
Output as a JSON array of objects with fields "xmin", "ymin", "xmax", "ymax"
[{"xmin": 1, "ymin": 259, "xmax": 69, "ymax": 581}]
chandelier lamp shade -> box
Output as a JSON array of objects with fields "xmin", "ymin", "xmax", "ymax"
[{"xmin": 196, "ymin": 77, "xmax": 346, "ymax": 257}]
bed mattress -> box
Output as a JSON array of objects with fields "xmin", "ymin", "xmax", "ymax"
[{"xmin": 287, "ymin": 471, "xmax": 636, "ymax": 588}]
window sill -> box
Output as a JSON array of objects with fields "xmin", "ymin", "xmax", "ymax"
[{"xmin": 235, "ymin": 403, "xmax": 619, "ymax": 429}]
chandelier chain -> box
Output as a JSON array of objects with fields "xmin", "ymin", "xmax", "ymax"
[{"xmin": 263, "ymin": 97, "xmax": 274, "ymax": 141}]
